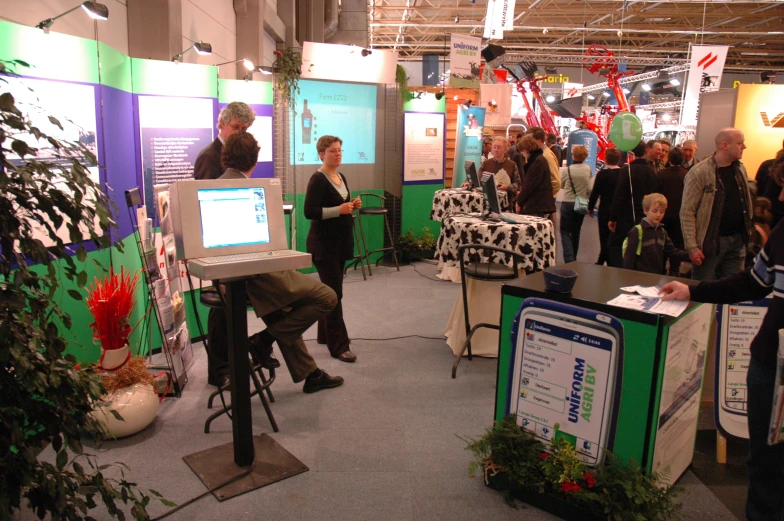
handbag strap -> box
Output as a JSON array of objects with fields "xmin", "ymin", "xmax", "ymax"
[{"xmin": 566, "ymin": 165, "xmax": 576, "ymax": 194}]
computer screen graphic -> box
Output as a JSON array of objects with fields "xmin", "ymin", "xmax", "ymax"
[{"xmin": 198, "ymin": 187, "xmax": 271, "ymax": 249}]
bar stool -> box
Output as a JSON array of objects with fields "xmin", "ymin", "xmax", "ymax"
[
  {"xmin": 199, "ymin": 288, "xmax": 279, "ymax": 434},
  {"xmin": 343, "ymin": 214, "xmax": 368, "ymax": 280},
  {"xmin": 452, "ymin": 244, "xmax": 525, "ymax": 378},
  {"xmin": 355, "ymin": 193, "xmax": 399, "ymax": 275}
]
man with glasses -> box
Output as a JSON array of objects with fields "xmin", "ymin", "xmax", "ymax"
[{"xmin": 194, "ymin": 101, "xmax": 254, "ymax": 180}]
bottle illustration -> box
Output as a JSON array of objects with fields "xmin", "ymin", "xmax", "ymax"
[{"xmin": 301, "ymin": 99, "xmax": 313, "ymax": 144}]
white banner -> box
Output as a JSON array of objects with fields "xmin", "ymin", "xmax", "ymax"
[
  {"xmin": 483, "ymin": 0, "xmax": 505, "ymax": 39},
  {"xmin": 681, "ymin": 45, "xmax": 729, "ymax": 127},
  {"xmin": 403, "ymin": 112, "xmax": 445, "ymax": 183},
  {"xmin": 480, "ymin": 83, "xmax": 513, "ymax": 126},
  {"xmin": 449, "ymin": 34, "xmax": 482, "ymax": 88},
  {"xmin": 563, "ymin": 82, "xmax": 583, "ymax": 99}
]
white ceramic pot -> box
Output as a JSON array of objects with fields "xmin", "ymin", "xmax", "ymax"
[
  {"xmin": 100, "ymin": 345, "xmax": 131, "ymax": 371},
  {"xmin": 91, "ymin": 383, "xmax": 159, "ymax": 438}
]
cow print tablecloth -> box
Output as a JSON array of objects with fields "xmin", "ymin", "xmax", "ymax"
[
  {"xmin": 435, "ymin": 213, "xmax": 555, "ymax": 277},
  {"xmin": 430, "ymin": 188, "xmax": 510, "ymax": 222}
]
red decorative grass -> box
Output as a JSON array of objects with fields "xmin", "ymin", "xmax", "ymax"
[{"xmin": 86, "ymin": 267, "xmax": 140, "ymax": 351}]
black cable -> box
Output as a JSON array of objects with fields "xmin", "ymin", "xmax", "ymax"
[
  {"xmin": 410, "ymin": 263, "xmax": 442, "ymax": 282},
  {"xmin": 149, "ymin": 462, "xmax": 256, "ymax": 521},
  {"xmin": 303, "ymin": 334, "xmax": 445, "ymax": 342}
]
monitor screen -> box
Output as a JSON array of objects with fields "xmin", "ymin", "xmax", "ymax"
[
  {"xmin": 480, "ymin": 173, "xmax": 502, "ymax": 215},
  {"xmin": 198, "ymin": 187, "xmax": 271, "ymax": 249},
  {"xmin": 465, "ymin": 160, "xmax": 480, "ymax": 189}
]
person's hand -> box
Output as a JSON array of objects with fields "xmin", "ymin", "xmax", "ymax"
[
  {"xmin": 660, "ymin": 281, "xmax": 691, "ymax": 301},
  {"xmin": 608, "ymin": 221, "xmax": 616, "ymax": 233},
  {"xmin": 515, "ymin": 203, "xmax": 521, "ymax": 213},
  {"xmin": 588, "ymin": 210, "xmax": 595, "ymax": 218},
  {"xmin": 461, "ymin": 181, "xmax": 470, "ymax": 189},
  {"xmin": 498, "ymin": 183, "xmax": 508, "ymax": 191},
  {"xmin": 339, "ymin": 202, "xmax": 355, "ymax": 215},
  {"xmin": 689, "ymin": 249, "xmax": 705, "ymax": 266},
  {"xmin": 352, "ymin": 196, "xmax": 362, "ymax": 210}
]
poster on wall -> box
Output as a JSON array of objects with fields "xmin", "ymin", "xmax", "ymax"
[
  {"xmin": 681, "ymin": 45, "xmax": 728, "ymax": 127},
  {"xmin": 290, "ymin": 79, "xmax": 377, "ymax": 165},
  {"xmin": 508, "ymin": 299, "xmax": 623, "ymax": 466},
  {"xmin": 4, "ymin": 76, "xmax": 101, "ymax": 246},
  {"xmin": 651, "ymin": 304, "xmax": 712, "ymax": 485},
  {"xmin": 452, "ymin": 105, "xmax": 486, "ymax": 187},
  {"xmin": 138, "ymin": 96, "xmax": 214, "ymax": 219},
  {"xmin": 480, "ymin": 84, "xmax": 513, "ymax": 127},
  {"xmin": 715, "ymin": 299, "xmax": 771, "ymax": 439},
  {"xmin": 403, "ymin": 112, "xmax": 445, "ymax": 184},
  {"xmin": 449, "ymin": 34, "xmax": 482, "ymax": 88}
]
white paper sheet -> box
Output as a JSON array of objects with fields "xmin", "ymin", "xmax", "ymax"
[{"xmin": 606, "ymin": 294, "xmax": 689, "ymax": 317}]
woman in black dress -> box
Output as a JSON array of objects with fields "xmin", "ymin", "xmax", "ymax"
[{"xmin": 303, "ymin": 136, "xmax": 361, "ymax": 362}]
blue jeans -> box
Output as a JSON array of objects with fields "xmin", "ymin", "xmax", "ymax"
[
  {"xmin": 746, "ymin": 360, "xmax": 784, "ymax": 521},
  {"xmin": 560, "ymin": 202, "xmax": 585, "ymax": 263},
  {"xmin": 692, "ymin": 232, "xmax": 746, "ymax": 281}
]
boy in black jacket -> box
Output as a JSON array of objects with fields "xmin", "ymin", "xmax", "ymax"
[{"xmin": 623, "ymin": 193, "xmax": 690, "ymax": 274}]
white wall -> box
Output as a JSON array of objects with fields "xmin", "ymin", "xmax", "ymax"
[
  {"xmin": 0, "ymin": 0, "xmax": 129, "ymax": 54},
  {"xmin": 181, "ymin": 0, "xmax": 236, "ymax": 76}
]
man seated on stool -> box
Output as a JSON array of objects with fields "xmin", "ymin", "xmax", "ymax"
[{"xmin": 205, "ymin": 130, "xmax": 345, "ymax": 394}]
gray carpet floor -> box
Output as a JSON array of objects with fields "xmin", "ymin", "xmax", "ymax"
[{"xmin": 25, "ymin": 216, "xmax": 742, "ymax": 520}]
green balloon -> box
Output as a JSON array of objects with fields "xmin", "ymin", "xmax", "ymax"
[{"xmin": 608, "ymin": 112, "xmax": 643, "ymax": 152}]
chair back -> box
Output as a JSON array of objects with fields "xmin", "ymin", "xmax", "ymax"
[
  {"xmin": 457, "ymin": 244, "xmax": 525, "ymax": 283},
  {"xmin": 357, "ymin": 192, "xmax": 387, "ymax": 215}
]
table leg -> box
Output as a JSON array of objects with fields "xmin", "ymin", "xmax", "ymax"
[
  {"xmin": 716, "ymin": 431, "xmax": 727, "ymax": 464},
  {"xmin": 225, "ymin": 280, "xmax": 254, "ymax": 467}
]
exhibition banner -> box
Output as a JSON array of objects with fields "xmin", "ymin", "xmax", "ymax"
[
  {"xmin": 483, "ymin": 0, "xmax": 516, "ymax": 39},
  {"xmin": 731, "ymin": 84, "xmax": 784, "ymax": 177},
  {"xmin": 681, "ymin": 45, "xmax": 728, "ymax": 127},
  {"xmin": 290, "ymin": 79, "xmax": 377, "ymax": 165},
  {"xmin": 566, "ymin": 129, "xmax": 599, "ymax": 174},
  {"xmin": 449, "ymin": 34, "xmax": 482, "ymax": 88},
  {"xmin": 715, "ymin": 298, "xmax": 772, "ymax": 440},
  {"xmin": 403, "ymin": 112, "xmax": 445, "ymax": 184},
  {"xmin": 480, "ymin": 83, "xmax": 513, "ymax": 127},
  {"xmin": 652, "ymin": 304, "xmax": 711, "ymax": 486},
  {"xmin": 452, "ymin": 105, "xmax": 486, "ymax": 187}
]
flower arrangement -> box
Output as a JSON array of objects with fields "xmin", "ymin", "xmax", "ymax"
[
  {"xmin": 466, "ymin": 415, "xmax": 684, "ymax": 521},
  {"xmin": 85, "ymin": 267, "xmax": 140, "ymax": 370}
]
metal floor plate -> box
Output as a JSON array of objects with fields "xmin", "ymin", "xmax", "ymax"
[{"xmin": 183, "ymin": 433, "xmax": 308, "ymax": 501}]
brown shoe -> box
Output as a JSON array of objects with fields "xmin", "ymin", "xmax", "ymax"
[
  {"xmin": 303, "ymin": 370, "xmax": 344, "ymax": 393},
  {"xmin": 336, "ymin": 350, "xmax": 357, "ymax": 363}
]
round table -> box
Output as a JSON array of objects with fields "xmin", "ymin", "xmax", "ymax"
[{"xmin": 430, "ymin": 188, "xmax": 510, "ymax": 222}]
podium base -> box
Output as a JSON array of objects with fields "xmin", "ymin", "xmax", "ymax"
[{"xmin": 183, "ymin": 433, "xmax": 308, "ymax": 501}]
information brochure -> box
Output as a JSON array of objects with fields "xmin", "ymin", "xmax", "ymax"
[
  {"xmin": 607, "ymin": 286, "xmax": 688, "ymax": 317},
  {"xmin": 768, "ymin": 330, "xmax": 784, "ymax": 445}
]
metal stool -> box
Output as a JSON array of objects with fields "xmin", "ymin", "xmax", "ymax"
[
  {"xmin": 344, "ymin": 214, "xmax": 368, "ymax": 280},
  {"xmin": 199, "ymin": 288, "xmax": 278, "ymax": 433},
  {"xmin": 452, "ymin": 244, "xmax": 525, "ymax": 378},
  {"xmin": 355, "ymin": 193, "xmax": 399, "ymax": 275}
]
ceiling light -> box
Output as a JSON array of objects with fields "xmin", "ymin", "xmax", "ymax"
[
  {"xmin": 669, "ymin": 78, "xmax": 680, "ymax": 86},
  {"xmin": 622, "ymin": 88, "xmax": 630, "ymax": 94},
  {"xmin": 215, "ymin": 58, "xmax": 256, "ymax": 71},
  {"xmin": 587, "ymin": 94, "xmax": 596, "ymax": 100},
  {"xmin": 642, "ymin": 83, "xmax": 652, "ymax": 91},
  {"xmin": 36, "ymin": 1, "xmax": 109, "ymax": 32},
  {"xmin": 602, "ymin": 91, "xmax": 611, "ymax": 97},
  {"xmin": 543, "ymin": 28, "xmax": 549, "ymax": 34},
  {"xmin": 257, "ymin": 66, "xmax": 273, "ymax": 75},
  {"xmin": 546, "ymin": 95, "xmax": 555, "ymax": 103},
  {"xmin": 453, "ymin": 95, "xmax": 459, "ymax": 101},
  {"xmin": 172, "ymin": 41, "xmax": 212, "ymax": 62},
  {"xmin": 361, "ymin": 48, "xmax": 373, "ymax": 57},
  {"xmin": 435, "ymin": 92, "xmax": 445, "ymax": 100},
  {"xmin": 662, "ymin": 113, "xmax": 671, "ymax": 122},
  {"xmin": 454, "ymin": 15, "xmax": 460, "ymax": 23}
]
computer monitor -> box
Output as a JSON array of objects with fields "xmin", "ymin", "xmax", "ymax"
[
  {"xmin": 169, "ymin": 178, "xmax": 288, "ymax": 260},
  {"xmin": 480, "ymin": 172, "xmax": 502, "ymax": 216},
  {"xmin": 465, "ymin": 160, "xmax": 481, "ymax": 189}
]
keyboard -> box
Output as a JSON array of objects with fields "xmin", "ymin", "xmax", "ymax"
[{"xmin": 198, "ymin": 250, "xmax": 301, "ymax": 264}]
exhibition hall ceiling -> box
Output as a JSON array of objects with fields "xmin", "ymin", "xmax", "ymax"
[{"xmin": 368, "ymin": 0, "xmax": 784, "ymax": 71}]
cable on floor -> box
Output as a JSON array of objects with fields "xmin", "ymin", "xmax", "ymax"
[{"xmin": 303, "ymin": 334, "xmax": 445, "ymax": 342}]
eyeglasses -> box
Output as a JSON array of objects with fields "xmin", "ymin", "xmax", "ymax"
[
  {"xmin": 326, "ymin": 148, "xmax": 343, "ymax": 154},
  {"xmin": 229, "ymin": 123, "xmax": 249, "ymax": 131}
]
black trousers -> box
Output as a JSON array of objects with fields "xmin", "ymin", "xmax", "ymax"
[
  {"xmin": 314, "ymin": 259, "xmax": 350, "ymax": 356},
  {"xmin": 206, "ymin": 306, "xmax": 230, "ymax": 379},
  {"xmin": 662, "ymin": 217, "xmax": 684, "ymax": 276},
  {"xmin": 596, "ymin": 211, "xmax": 611, "ymax": 265},
  {"xmin": 607, "ymin": 217, "xmax": 637, "ymax": 268}
]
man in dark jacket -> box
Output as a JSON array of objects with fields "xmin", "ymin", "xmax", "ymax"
[
  {"xmin": 657, "ymin": 147, "xmax": 688, "ymax": 275},
  {"xmin": 588, "ymin": 148, "xmax": 621, "ymax": 265},
  {"xmin": 515, "ymin": 136, "xmax": 555, "ymax": 217},
  {"xmin": 607, "ymin": 140, "xmax": 659, "ymax": 268}
]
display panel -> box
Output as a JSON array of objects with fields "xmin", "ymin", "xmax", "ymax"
[{"xmin": 291, "ymin": 79, "xmax": 377, "ymax": 165}]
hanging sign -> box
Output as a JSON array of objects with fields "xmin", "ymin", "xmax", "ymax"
[
  {"xmin": 449, "ymin": 34, "xmax": 482, "ymax": 88},
  {"xmin": 681, "ymin": 45, "xmax": 729, "ymax": 127},
  {"xmin": 452, "ymin": 105, "xmax": 486, "ymax": 187}
]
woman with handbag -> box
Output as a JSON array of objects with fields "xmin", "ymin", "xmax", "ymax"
[{"xmin": 559, "ymin": 145, "xmax": 593, "ymax": 263}]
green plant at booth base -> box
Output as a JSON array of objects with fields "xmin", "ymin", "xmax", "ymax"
[
  {"xmin": 0, "ymin": 60, "xmax": 171, "ymax": 520},
  {"xmin": 273, "ymin": 47, "xmax": 302, "ymax": 107},
  {"xmin": 465, "ymin": 416, "xmax": 684, "ymax": 521},
  {"xmin": 396, "ymin": 64, "xmax": 409, "ymax": 105},
  {"xmin": 396, "ymin": 227, "xmax": 437, "ymax": 262}
]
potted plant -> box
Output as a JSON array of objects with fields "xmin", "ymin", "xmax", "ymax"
[
  {"xmin": 272, "ymin": 47, "xmax": 302, "ymax": 107},
  {"xmin": 465, "ymin": 416, "xmax": 684, "ymax": 521},
  {"xmin": 396, "ymin": 227, "xmax": 438, "ymax": 263},
  {"xmin": 1, "ymin": 60, "xmax": 170, "ymax": 520}
]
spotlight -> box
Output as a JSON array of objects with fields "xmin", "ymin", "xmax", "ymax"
[
  {"xmin": 257, "ymin": 65, "xmax": 273, "ymax": 75},
  {"xmin": 215, "ymin": 58, "xmax": 256, "ymax": 71},
  {"xmin": 546, "ymin": 95, "xmax": 555, "ymax": 103},
  {"xmin": 172, "ymin": 41, "xmax": 212, "ymax": 62},
  {"xmin": 669, "ymin": 78, "xmax": 681, "ymax": 86},
  {"xmin": 455, "ymin": 15, "xmax": 460, "ymax": 23},
  {"xmin": 662, "ymin": 113, "xmax": 671, "ymax": 122},
  {"xmin": 463, "ymin": 100, "xmax": 473, "ymax": 109},
  {"xmin": 488, "ymin": 99, "xmax": 498, "ymax": 109},
  {"xmin": 453, "ymin": 95, "xmax": 460, "ymax": 101},
  {"xmin": 36, "ymin": 1, "xmax": 109, "ymax": 33},
  {"xmin": 602, "ymin": 91, "xmax": 611, "ymax": 97},
  {"xmin": 543, "ymin": 28, "xmax": 549, "ymax": 34},
  {"xmin": 622, "ymin": 87, "xmax": 630, "ymax": 94},
  {"xmin": 361, "ymin": 48, "xmax": 373, "ymax": 57},
  {"xmin": 617, "ymin": 30, "xmax": 623, "ymax": 37},
  {"xmin": 641, "ymin": 83, "xmax": 652, "ymax": 91},
  {"xmin": 435, "ymin": 92, "xmax": 445, "ymax": 100},
  {"xmin": 416, "ymin": 91, "xmax": 424, "ymax": 99},
  {"xmin": 587, "ymin": 94, "xmax": 596, "ymax": 100}
]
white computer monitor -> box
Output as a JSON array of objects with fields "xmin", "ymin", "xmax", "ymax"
[
  {"xmin": 480, "ymin": 172, "xmax": 502, "ymax": 215},
  {"xmin": 169, "ymin": 178, "xmax": 288, "ymax": 261}
]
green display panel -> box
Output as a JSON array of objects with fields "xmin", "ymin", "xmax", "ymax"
[
  {"xmin": 402, "ymin": 183, "xmax": 443, "ymax": 239},
  {"xmin": 131, "ymin": 58, "xmax": 217, "ymax": 98},
  {"xmin": 97, "ymin": 41, "xmax": 132, "ymax": 92},
  {"xmin": 219, "ymin": 78, "xmax": 273, "ymax": 105}
]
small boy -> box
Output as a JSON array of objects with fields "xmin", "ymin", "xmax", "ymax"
[{"xmin": 623, "ymin": 193, "xmax": 690, "ymax": 275}]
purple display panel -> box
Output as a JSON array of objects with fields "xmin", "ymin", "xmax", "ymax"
[{"xmin": 217, "ymin": 102, "xmax": 274, "ymax": 178}]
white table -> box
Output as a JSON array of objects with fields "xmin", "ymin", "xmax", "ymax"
[{"xmin": 430, "ymin": 188, "xmax": 510, "ymax": 222}]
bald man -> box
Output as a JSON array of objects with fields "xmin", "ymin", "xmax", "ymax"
[{"xmin": 680, "ymin": 127, "xmax": 753, "ymax": 281}]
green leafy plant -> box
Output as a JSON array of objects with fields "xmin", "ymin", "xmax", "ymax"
[
  {"xmin": 0, "ymin": 59, "xmax": 169, "ymax": 520},
  {"xmin": 396, "ymin": 227, "xmax": 437, "ymax": 262},
  {"xmin": 466, "ymin": 416, "xmax": 684, "ymax": 521},
  {"xmin": 396, "ymin": 64, "xmax": 408, "ymax": 105},
  {"xmin": 273, "ymin": 47, "xmax": 302, "ymax": 107}
]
